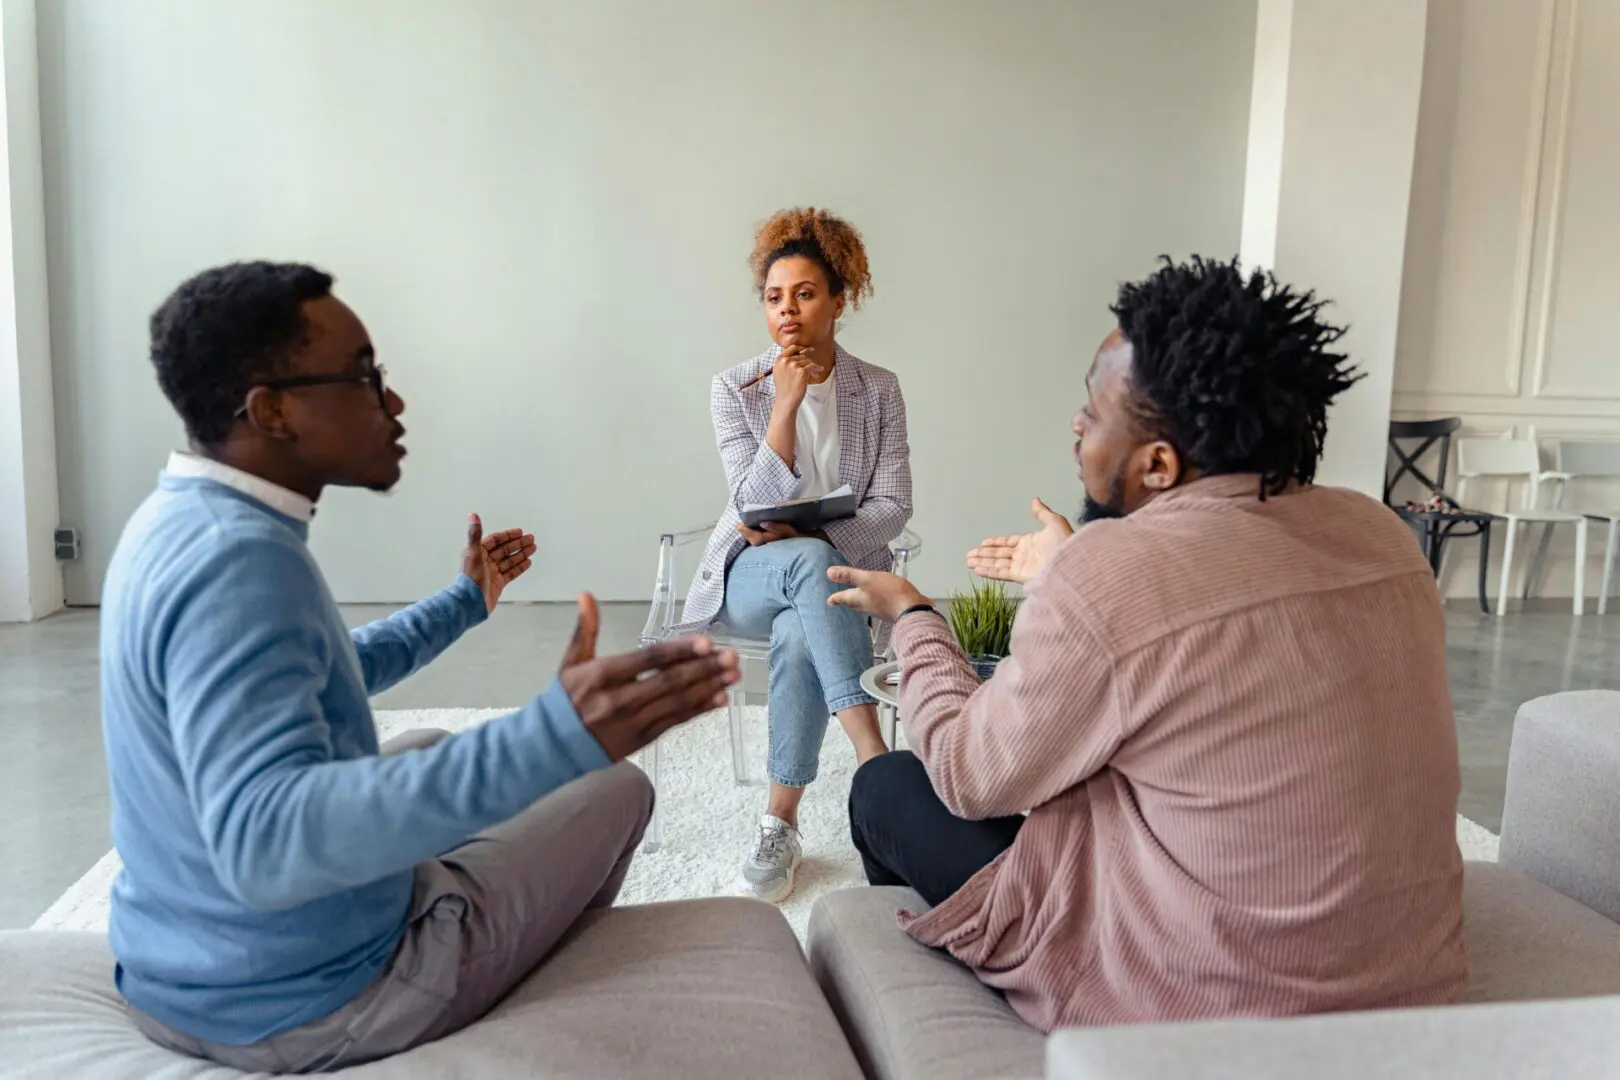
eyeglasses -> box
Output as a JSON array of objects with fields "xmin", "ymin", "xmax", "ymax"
[{"xmin": 234, "ymin": 365, "xmax": 389, "ymax": 418}]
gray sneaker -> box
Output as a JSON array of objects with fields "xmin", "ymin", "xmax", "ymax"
[{"xmin": 742, "ymin": 814, "xmax": 802, "ymax": 903}]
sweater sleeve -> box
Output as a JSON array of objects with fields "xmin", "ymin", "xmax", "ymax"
[
  {"xmin": 712, "ymin": 373, "xmax": 801, "ymax": 510},
  {"xmin": 348, "ymin": 575, "xmax": 488, "ymax": 696},
  {"xmin": 162, "ymin": 534, "xmax": 609, "ymax": 911},
  {"xmin": 892, "ymin": 545, "xmax": 1121, "ymax": 819}
]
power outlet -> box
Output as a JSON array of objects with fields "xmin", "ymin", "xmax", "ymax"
[{"xmin": 54, "ymin": 527, "xmax": 80, "ymax": 561}]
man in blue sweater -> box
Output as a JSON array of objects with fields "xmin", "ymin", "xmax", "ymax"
[{"xmin": 102, "ymin": 261, "xmax": 740, "ymax": 1072}]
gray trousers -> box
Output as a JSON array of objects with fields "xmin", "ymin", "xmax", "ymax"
[{"xmin": 131, "ymin": 729, "xmax": 654, "ymax": 1073}]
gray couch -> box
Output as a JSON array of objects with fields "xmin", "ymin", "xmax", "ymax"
[
  {"xmin": 3, "ymin": 691, "xmax": 1617, "ymax": 1078},
  {"xmin": 808, "ymin": 689, "xmax": 1620, "ymax": 1079},
  {"xmin": 0, "ymin": 897, "xmax": 866, "ymax": 1080}
]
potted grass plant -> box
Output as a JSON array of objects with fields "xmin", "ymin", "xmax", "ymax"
[{"xmin": 947, "ymin": 578, "xmax": 1021, "ymax": 680}]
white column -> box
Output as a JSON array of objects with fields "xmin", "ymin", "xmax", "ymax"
[
  {"xmin": 0, "ymin": 0, "xmax": 61, "ymax": 623},
  {"xmin": 1240, "ymin": 0, "xmax": 1429, "ymax": 498}
]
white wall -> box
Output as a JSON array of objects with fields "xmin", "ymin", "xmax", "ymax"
[
  {"xmin": 0, "ymin": 0, "xmax": 60, "ymax": 623},
  {"xmin": 1240, "ymin": 0, "xmax": 1427, "ymax": 500},
  {"xmin": 1238, "ymin": 0, "xmax": 1291, "ymax": 269},
  {"xmin": 1392, "ymin": 0, "xmax": 1620, "ymax": 601},
  {"xmin": 40, "ymin": 0, "xmax": 1256, "ymax": 605}
]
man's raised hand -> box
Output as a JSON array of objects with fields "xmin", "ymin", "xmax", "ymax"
[
  {"xmin": 965, "ymin": 498, "xmax": 1073, "ymax": 584},
  {"xmin": 558, "ymin": 594, "xmax": 740, "ymax": 761}
]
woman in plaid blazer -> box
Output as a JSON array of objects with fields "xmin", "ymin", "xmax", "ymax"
[{"xmin": 684, "ymin": 209, "xmax": 913, "ymax": 902}]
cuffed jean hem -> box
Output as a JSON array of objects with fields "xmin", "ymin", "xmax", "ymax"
[
  {"xmin": 769, "ymin": 770, "xmax": 819, "ymax": 789},
  {"xmin": 827, "ymin": 690, "xmax": 876, "ymax": 713}
]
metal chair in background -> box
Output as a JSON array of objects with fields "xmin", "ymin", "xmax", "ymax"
[
  {"xmin": 1384, "ymin": 418, "xmax": 1495, "ymax": 614},
  {"xmin": 636, "ymin": 524, "xmax": 922, "ymax": 850}
]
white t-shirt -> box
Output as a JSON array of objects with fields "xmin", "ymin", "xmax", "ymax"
[{"xmin": 793, "ymin": 376, "xmax": 842, "ymax": 499}]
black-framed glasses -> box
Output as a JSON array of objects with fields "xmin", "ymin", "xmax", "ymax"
[{"xmin": 234, "ymin": 365, "xmax": 388, "ymax": 418}]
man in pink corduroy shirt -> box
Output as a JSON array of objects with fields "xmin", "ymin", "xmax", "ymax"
[{"xmin": 828, "ymin": 256, "xmax": 1468, "ymax": 1032}]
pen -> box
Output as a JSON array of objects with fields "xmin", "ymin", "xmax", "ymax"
[
  {"xmin": 738, "ymin": 368, "xmax": 774, "ymax": 391},
  {"xmin": 739, "ymin": 352, "xmax": 826, "ymax": 391}
]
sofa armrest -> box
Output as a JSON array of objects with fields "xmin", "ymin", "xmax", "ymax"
[
  {"xmin": 1045, "ymin": 997, "xmax": 1620, "ymax": 1080},
  {"xmin": 1498, "ymin": 691, "xmax": 1620, "ymax": 924}
]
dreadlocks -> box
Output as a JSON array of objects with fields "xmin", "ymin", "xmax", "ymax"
[{"xmin": 1110, "ymin": 255, "xmax": 1363, "ymax": 497}]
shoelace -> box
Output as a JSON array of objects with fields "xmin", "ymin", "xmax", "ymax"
[{"xmin": 753, "ymin": 825, "xmax": 790, "ymax": 865}]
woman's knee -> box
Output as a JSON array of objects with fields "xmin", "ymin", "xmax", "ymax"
[{"xmin": 782, "ymin": 537, "xmax": 845, "ymax": 578}]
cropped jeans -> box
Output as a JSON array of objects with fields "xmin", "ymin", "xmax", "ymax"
[{"xmin": 718, "ymin": 538, "xmax": 877, "ymax": 787}]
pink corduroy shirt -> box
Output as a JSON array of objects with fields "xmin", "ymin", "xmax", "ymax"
[{"xmin": 893, "ymin": 475, "xmax": 1468, "ymax": 1032}]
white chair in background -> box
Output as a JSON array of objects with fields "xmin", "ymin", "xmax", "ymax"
[
  {"xmin": 636, "ymin": 525, "xmax": 922, "ymax": 850},
  {"xmin": 1455, "ymin": 437, "xmax": 1587, "ymax": 616},
  {"xmin": 1522, "ymin": 440, "xmax": 1620, "ymax": 615}
]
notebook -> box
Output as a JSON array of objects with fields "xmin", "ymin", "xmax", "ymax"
[{"xmin": 740, "ymin": 484, "xmax": 858, "ymax": 531}]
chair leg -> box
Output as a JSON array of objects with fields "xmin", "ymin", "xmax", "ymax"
[
  {"xmin": 643, "ymin": 736, "xmax": 663, "ymax": 852},
  {"xmin": 1524, "ymin": 523, "xmax": 1556, "ymax": 601},
  {"xmin": 1476, "ymin": 524, "xmax": 1492, "ymax": 615},
  {"xmin": 1601, "ymin": 522, "xmax": 1618, "ymax": 617},
  {"xmin": 1572, "ymin": 520, "xmax": 1588, "ymax": 616},
  {"xmin": 878, "ymin": 701, "xmax": 896, "ymax": 750},
  {"xmin": 727, "ymin": 683, "xmax": 748, "ymax": 785},
  {"xmin": 1497, "ymin": 520, "xmax": 1518, "ymax": 617}
]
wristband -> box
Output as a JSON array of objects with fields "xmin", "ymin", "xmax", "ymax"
[{"xmin": 895, "ymin": 603, "xmax": 938, "ymax": 623}]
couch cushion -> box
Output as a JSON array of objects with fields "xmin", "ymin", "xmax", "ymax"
[
  {"xmin": 1047, "ymin": 995, "xmax": 1620, "ymax": 1080},
  {"xmin": 1501, "ymin": 690, "xmax": 1620, "ymax": 924},
  {"xmin": 807, "ymin": 886, "xmax": 1045, "ymax": 1080},
  {"xmin": 0, "ymin": 898, "xmax": 863, "ymax": 1080},
  {"xmin": 1463, "ymin": 860, "xmax": 1620, "ymax": 1003}
]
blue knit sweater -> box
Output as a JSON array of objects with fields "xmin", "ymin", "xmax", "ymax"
[{"xmin": 100, "ymin": 473, "xmax": 608, "ymax": 1045}]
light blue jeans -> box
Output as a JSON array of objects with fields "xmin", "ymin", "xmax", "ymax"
[{"xmin": 719, "ymin": 538, "xmax": 876, "ymax": 787}]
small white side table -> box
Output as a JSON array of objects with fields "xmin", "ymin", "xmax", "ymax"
[{"xmin": 860, "ymin": 660, "xmax": 902, "ymax": 749}]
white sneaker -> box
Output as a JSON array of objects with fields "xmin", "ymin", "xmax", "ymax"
[{"xmin": 742, "ymin": 814, "xmax": 802, "ymax": 904}]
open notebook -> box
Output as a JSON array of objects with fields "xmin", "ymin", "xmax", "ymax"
[{"xmin": 741, "ymin": 484, "xmax": 857, "ymax": 531}]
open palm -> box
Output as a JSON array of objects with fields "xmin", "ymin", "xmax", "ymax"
[
  {"xmin": 966, "ymin": 498, "xmax": 1074, "ymax": 584},
  {"xmin": 462, "ymin": 513, "xmax": 537, "ymax": 613}
]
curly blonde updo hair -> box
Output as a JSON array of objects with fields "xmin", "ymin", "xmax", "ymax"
[{"xmin": 749, "ymin": 207, "xmax": 873, "ymax": 310}]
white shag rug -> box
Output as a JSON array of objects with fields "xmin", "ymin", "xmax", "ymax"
[{"xmin": 33, "ymin": 705, "xmax": 1504, "ymax": 942}]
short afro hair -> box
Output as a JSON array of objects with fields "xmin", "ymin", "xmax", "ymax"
[
  {"xmin": 749, "ymin": 207, "xmax": 873, "ymax": 309},
  {"xmin": 149, "ymin": 260, "xmax": 334, "ymax": 445},
  {"xmin": 1110, "ymin": 255, "xmax": 1362, "ymax": 496}
]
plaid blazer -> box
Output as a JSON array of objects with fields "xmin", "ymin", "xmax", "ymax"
[{"xmin": 681, "ymin": 344, "xmax": 913, "ymax": 629}]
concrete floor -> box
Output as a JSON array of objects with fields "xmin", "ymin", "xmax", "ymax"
[{"xmin": 2, "ymin": 600, "xmax": 1617, "ymax": 930}]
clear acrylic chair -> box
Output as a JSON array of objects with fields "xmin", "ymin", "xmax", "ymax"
[{"xmin": 636, "ymin": 525, "xmax": 921, "ymax": 850}]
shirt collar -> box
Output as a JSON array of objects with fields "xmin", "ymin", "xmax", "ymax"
[
  {"xmin": 1151, "ymin": 473, "xmax": 1301, "ymax": 505},
  {"xmin": 165, "ymin": 451, "xmax": 317, "ymax": 523}
]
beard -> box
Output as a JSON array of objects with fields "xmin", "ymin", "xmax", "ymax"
[
  {"xmin": 1079, "ymin": 493, "xmax": 1122, "ymax": 524},
  {"xmin": 1078, "ymin": 464, "xmax": 1128, "ymax": 524}
]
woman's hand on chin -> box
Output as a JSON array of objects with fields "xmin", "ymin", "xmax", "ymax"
[{"xmin": 771, "ymin": 342, "xmax": 821, "ymax": 410}]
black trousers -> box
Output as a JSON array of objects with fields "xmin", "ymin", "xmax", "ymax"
[{"xmin": 848, "ymin": 750, "xmax": 1024, "ymax": 907}]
